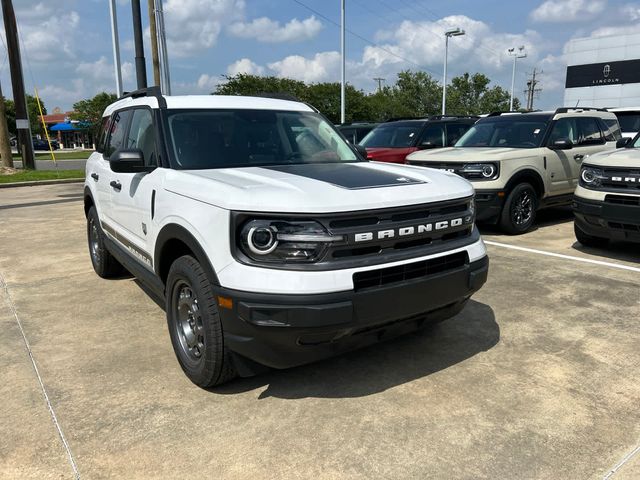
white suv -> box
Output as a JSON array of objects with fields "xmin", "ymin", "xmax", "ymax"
[
  {"xmin": 84, "ymin": 87, "xmax": 488, "ymax": 387},
  {"xmin": 406, "ymin": 108, "xmax": 621, "ymax": 233}
]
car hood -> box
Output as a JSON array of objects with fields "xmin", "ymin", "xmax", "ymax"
[
  {"xmin": 407, "ymin": 146, "xmax": 542, "ymax": 163},
  {"xmin": 163, "ymin": 161, "xmax": 473, "ymax": 213},
  {"xmin": 582, "ymin": 148, "xmax": 640, "ymax": 168}
]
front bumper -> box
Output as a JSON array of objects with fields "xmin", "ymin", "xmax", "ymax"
[
  {"xmin": 217, "ymin": 255, "xmax": 489, "ymax": 370},
  {"xmin": 474, "ymin": 189, "xmax": 504, "ymax": 224},
  {"xmin": 573, "ymin": 196, "xmax": 640, "ymax": 243}
]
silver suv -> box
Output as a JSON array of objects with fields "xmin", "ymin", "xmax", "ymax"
[{"xmin": 407, "ymin": 108, "xmax": 621, "ymax": 233}]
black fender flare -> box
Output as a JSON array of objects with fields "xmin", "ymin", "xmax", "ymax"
[{"xmin": 154, "ymin": 223, "xmax": 220, "ymax": 287}]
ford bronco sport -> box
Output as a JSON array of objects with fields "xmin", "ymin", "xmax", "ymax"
[
  {"xmin": 84, "ymin": 87, "xmax": 488, "ymax": 387},
  {"xmin": 406, "ymin": 108, "xmax": 621, "ymax": 234}
]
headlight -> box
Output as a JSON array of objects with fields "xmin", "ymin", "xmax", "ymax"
[
  {"xmin": 580, "ymin": 166, "xmax": 605, "ymax": 188},
  {"xmin": 239, "ymin": 219, "xmax": 343, "ymax": 263},
  {"xmin": 460, "ymin": 163, "xmax": 499, "ymax": 180}
]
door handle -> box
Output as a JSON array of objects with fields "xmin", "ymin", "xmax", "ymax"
[
  {"xmin": 573, "ymin": 154, "xmax": 584, "ymax": 161},
  {"xmin": 90, "ymin": 173, "xmax": 99, "ymax": 181},
  {"xmin": 109, "ymin": 180, "xmax": 122, "ymax": 191}
]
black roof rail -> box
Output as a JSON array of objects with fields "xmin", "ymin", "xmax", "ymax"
[
  {"xmin": 554, "ymin": 106, "xmax": 609, "ymax": 114},
  {"xmin": 337, "ymin": 121, "xmax": 378, "ymax": 126},
  {"xmin": 119, "ymin": 86, "xmax": 167, "ymax": 108},
  {"xmin": 383, "ymin": 116, "xmax": 428, "ymax": 122},
  {"xmin": 427, "ymin": 114, "xmax": 479, "ymax": 120}
]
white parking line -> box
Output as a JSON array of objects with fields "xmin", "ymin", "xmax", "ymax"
[
  {"xmin": 602, "ymin": 443, "xmax": 640, "ymax": 479},
  {"xmin": 0, "ymin": 272, "xmax": 81, "ymax": 480},
  {"xmin": 484, "ymin": 240, "xmax": 640, "ymax": 274}
]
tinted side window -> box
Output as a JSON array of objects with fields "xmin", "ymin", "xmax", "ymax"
[
  {"xmin": 446, "ymin": 123, "xmax": 471, "ymax": 146},
  {"xmin": 105, "ymin": 110, "xmax": 133, "ymax": 158},
  {"xmin": 600, "ymin": 118, "xmax": 622, "ymax": 141},
  {"xmin": 577, "ymin": 117, "xmax": 604, "ymax": 145},
  {"xmin": 96, "ymin": 117, "xmax": 111, "ymax": 154},
  {"xmin": 126, "ymin": 109, "xmax": 156, "ymax": 166},
  {"xmin": 419, "ymin": 124, "xmax": 445, "ymax": 147},
  {"xmin": 549, "ymin": 118, "xmax": 578, "ymax": 144}
]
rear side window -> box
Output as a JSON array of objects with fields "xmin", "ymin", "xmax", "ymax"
[
  {"xmin": 577, "ymin": 117, "xmax": 604, "ymax": 145},
  {"xmin": 600, "ymin": 118, "xmax": 622, "ymax": 141},
  {"xmin": 105, "ymin": 110, "xmax": 133, "ymax": 158},
  {"xmin": 96, "ymin": 117, "xmax": 111, "ymax": 154},
  {"xmin": 549, "ymin": 118, "xmax": 578, "ymax": 144}
]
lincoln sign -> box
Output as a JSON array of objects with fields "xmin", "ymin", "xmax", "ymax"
[{"xmin": 565, "ymin": 59, "xmax": 640, "ymax": 88}]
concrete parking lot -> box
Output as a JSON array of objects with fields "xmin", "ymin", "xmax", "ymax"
[{"xmin": 1, "ymin": 183, "xmax": 639, "ymax": 480}]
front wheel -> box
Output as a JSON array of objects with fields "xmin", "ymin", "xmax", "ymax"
[
  {"xmin": 499, "ymin": 183, "xmax": 538, "ymax": 234},
  {"xmin": 574, "ymin": 223, "xmax": 608, "ymax": 248},
  {"xmin": 87, "ymin": 206, "xmax": 124, "ymax": 278},
  {"xmin": 166, "ymin": 255, "xmax": 237, "ymax": 388}
]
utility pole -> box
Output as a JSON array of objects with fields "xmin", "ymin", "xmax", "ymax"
[
  {"xmin": 373, "ymin": 77, "xmax": 385, "ymax": 93},
  {"xmin": 0, "ymin": 81, "xmax": 13, "ymax": 168},
  {"xmin": 1, "ymin": 0, "xmax": 35, "ymax": 169},
  {"xmin": 525, "ymin": 68, "xmax": 542, "ymax": 111},
  {"xmin": 131, "ymin": 0, "xmax": 148, "ymax": 90},
  {"xmin": 340, "ymin": 0, "xmax": 346, "ymax": 124},
  {"xmin": 108, "ymin": 0, "xmax": 123, "ymax": 97},
  {"xmin": 155, "ymin": 0, "xmax": 171, "ymax": 94},
  {"xmin": 147, "ymin": 0, "xmax": 161, "ymax": 86}
]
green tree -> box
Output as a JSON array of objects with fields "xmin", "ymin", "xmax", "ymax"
[
  {"xmin": 2, "ymin": 95, "xmax": 46, "ymax": 135},
  {"xmin": 392, "ymin": 70, "xmax": 442, "ymax": 117},
  {"xmin": 306, "ymin": 82, "xmax": 373, "ymax": 124},
  {"xmin": 215, "ymin": 74, "xmax": 308, "ymax": 100},
  {"xmin": 71, "ymin": 92, "xmax": 117, "ymax": 138},
  {"xmin": 446, "ymin": 73, "xmax": 519, "ymax": 115}
]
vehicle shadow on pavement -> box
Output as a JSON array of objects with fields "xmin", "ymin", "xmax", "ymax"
[
  {"xmin": 478, "ymin": 206, "xmax": 574, "ymax": 235},
  {"xmin": 571, "ymin": 241, "xmax": 640, "ymax": 264},
  {"xmin": 212, "ymin": 300, "xmax": 499, "ymax": 399}
]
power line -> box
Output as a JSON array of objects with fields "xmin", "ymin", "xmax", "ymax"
[{"xmin": 291, "ymin": 0, "xmax": 443, "ymax": 78}]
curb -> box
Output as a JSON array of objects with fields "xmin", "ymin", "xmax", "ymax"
[{"xmin": 0, "ymin": 178, "xmax": 84, "ymax": 189}]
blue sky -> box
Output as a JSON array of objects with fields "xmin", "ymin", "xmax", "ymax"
[{"xmin": 1, "ymin": 0, "xmax": 638, "ymax": 112}]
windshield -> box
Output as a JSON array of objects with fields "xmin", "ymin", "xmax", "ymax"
[
  {"xmin": 165, "ymin": 109, "xmax": 358, "ymax": 169},
  {"xmin": 360, "ymin": 123, "xmax": 422, "ymax": 148},
  {"xmin": 456, "ymin": 118, "xmax": 548, "ymax": 148},
  {"xmin": 615, "ymin": 112, "xmax": 640, "ymax": 133}
]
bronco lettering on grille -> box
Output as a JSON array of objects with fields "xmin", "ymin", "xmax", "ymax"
[{"xmin": 352, "ymin": 216, "xmax": 471, "ymax": 243}]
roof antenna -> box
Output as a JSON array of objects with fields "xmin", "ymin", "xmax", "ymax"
[{"xmin": 575, "ymin": 99, "xmax": 580, "ymax": 107}]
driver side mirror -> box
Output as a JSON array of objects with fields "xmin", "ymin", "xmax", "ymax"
[
  {"xmin": 550, "ymin": 138, "xmax": 573, "ymax": 150},
  {"xmin": 616, "ymin": 137, "xmax": 631, "ymax": 148},
  {"xmin": 417, "ymin": 141, "xmax": 441, "ymax": 150},
  {"xmin": 109, "ymin": 149, "xmax": 153, "ymax": 173}
]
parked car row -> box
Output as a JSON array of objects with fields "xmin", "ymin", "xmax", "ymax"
[{"xmin": 337, "ymin": 107, "xmax": 639, "ymax": 247}]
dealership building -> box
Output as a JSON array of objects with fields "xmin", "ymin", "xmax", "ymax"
[{"xmin": 564, "ymin": 32, "xmax": 640, "ymax": 108}]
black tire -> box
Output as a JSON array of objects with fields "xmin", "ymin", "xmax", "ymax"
[
  {"xmin": 574, "ymin": 223, "xmax": 608, "ymax": 248},
  {"xmin": 499, "ymin": 183, "xmax": 538, "ymax": 234},
  {"xmin": 87, "ymin": 206, "xmax": 124, "ymax": 278},
  {"xmin": 166, "ymin": 255, "xmax": 236, "ymax": 388}
]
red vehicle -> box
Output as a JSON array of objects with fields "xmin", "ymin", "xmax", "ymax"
[{"xmin": 360, "ymin": 116, "xmax": 477, "ymax": 163}]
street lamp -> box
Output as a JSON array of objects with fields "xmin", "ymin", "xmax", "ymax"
[
  {"xmin": 442, "ymin": 27, "xmax": 465, "ymax": 115},
  {"xmin": 508, "ymin": 46, "xmax": 527, "ymax": 111}
]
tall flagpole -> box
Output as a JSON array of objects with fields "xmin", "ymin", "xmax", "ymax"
[
  {"xmin": 108, "ymin": 0, "xmax": 123, "ymax": 96},
  {"xmin": 340, "ymin": 0, "xmax": 345, "ymax": 124}
]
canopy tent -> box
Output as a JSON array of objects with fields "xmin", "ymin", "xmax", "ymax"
[{"xmin": 50, "ymin": 122, "xmax": 78, "ymax": 131}]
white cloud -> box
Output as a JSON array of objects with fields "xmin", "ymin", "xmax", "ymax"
[
  {"xmin": 196, "ymin": 74, "xmax": 221, "ymax": 92},
  {"xmin": 267, "ymin": 52, "xmax": 342, "ymax": 83},
  {"xmin": 622, "ymin": 3, "xmax": 640, "ymax": 20},
  {"xmin": 227, "ymin": 58, "xmax": 265, "ymax": 76},
  {"xmin": 228, "ymin": 16, "xmax": 322, "ymax": 43},
  {"xmin": 530, "ymin": 0, "xmax": 606, "ymax": 22},
  {"xmin": 14, "ymin": 10, "xmax": 80, "ymax": 62},
  {"xmin": 163, "ymin": 0, "xmax": 245, "ymax": 58},
  {"xmin": 75, "ymin": 56, "xmax": 134, "ymax": 85}
]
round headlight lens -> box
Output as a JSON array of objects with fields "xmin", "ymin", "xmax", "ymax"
[
  {"xmin": 481, "ymin": 164, "xmax": 496, "ymax": 178},
  {"xmin": 247, "ymin": 226, "xmax": 278, "ymax": 255}
]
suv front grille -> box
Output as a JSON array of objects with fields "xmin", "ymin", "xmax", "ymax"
[
  {"xmin": 605, "ymin": 195, "xmax": 640, "ymax": 206},
  {"xmin": 353, "ymin": 251, "xmax": 468, "ymax": 290},
  {"xmin": 600, "ymin": 168, "xmax": 640, "ymax": 192}
]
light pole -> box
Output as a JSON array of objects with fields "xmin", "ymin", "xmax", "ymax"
[
  {"xmin": 340, "ymin": 0, "xmax": 345, "ymax": 124},
  {"xmin": 442, "ymin": 27, "xmax": 465, "ymax": 115},
  {"xmin": 508, "ymin": 46, "xmax": 526, "ymax": 111}
]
